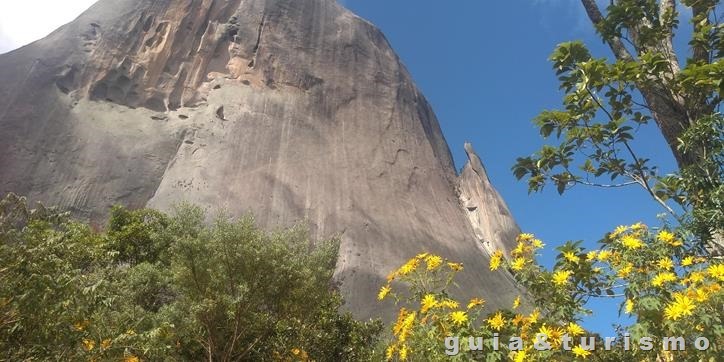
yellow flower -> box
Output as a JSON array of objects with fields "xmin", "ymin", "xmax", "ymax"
[
  {"xmin": 415, "ymin": 252, "xmax": 429, "ymax": 260},
  {"xmin": 687, "ymin": 288, "xmax": 710, "ymax": 303},
  {"xmin": 467, "ymin": 298, "xmax": 485, "ymax": 310},
  {"xmin": 563, "ymin": 251, "xmax": 580, "ymax": 264},
  {"xmin": 399, "ymin": 345, "xmax": 409, "ymax": 360},
  {"xmin": 123, "ymin": 356, "xmax": 140, "ymax": 362},
  {"xmin": 518, "ymin": 233, "xmax": 535, "ymax": 242},
  {"xmin": 539, "ymin": 324, "xmax": 564, "ymax": 347},
  {"xmin": 708, "ymin": 283, "xmax": 721, "ymax": 293},
  {"xmin": 385, "ymin": 345, "xmax": 395, "ymax": 360},
  {"xmin": 438, "ymin": 299, "xmax": 460, "ymax": 309},
  {"xmin": 487, "ymin": 312, "xmax": 506, "ymax": 331},
  {"xmin": 625, "ymin": 299, "xmax": 634, "ymax": 314},
  {"xmin": 513, "ymin": 349, "xmax": 528, "ymax": 362},
  {"xmin": 681, "ymin": 256, "xmax": 695, "ymax": 267},
  {"xmin": 657, "ymin": 230, "xmax": 682, "ymax": 246},
  {"xmin": 421, "ymin": 294, "xmax": 437, "ymax": 313},
  {"xmin": 663, "ymin": 293, "xmax": 696, "ymax": 320},
  {"xmin": 528, "ymin": 309, "xmax": 540, "ymax": 324},
  {"xmin": 620, "ymin": 235, "xmax": 644, "ymax": 249},
  {"xmin": 394, "ymin": 310, "xmax": 416, "ymax": 342},
  {"xmin": 707, "ymin": 264, "xmax": 724, "ymax": 281},
  {"xmin": 490, "ymin": 250, "xmax": 504, "ymax": 271},
  {"xmin": 73, "ymin": 321, "xmax": 87, "ymax": 332},
  {"xmin": 511, "ymin": 257, "xmax": 527, "ymax": 271},
  {"xmin": 532, "ymin": 238, "xmax": 545, "ymax": 249},
  {"xmin": 685, "ymin": 271, "xmax": 706, "ymax": 284},
  {"xmin": 652, "ymin": 272, "xmax": 677, "ymax": 287},
  {"xmin": 610, "ymin": 225, "xmax": 628, "ymax": 238},
  {"xmin": 512, "ymin": 313, "xmax": 526, "ymax": 327},
  {"xmin": 585, "ymin": 251, "xmax": 597, "ymax": 261},
  {"xmin": 513, "ymin": 242, "xmax": 527, "ymax": 256},
  {"xmin": 567, "ymin": 322, "xmax": 585, "ymax": 336},
  {"xmin": 552, "ymin": 270, "xmax": 573, "ymax": 287},
  {"xmin": 82, "ymin": 339, "xmax": 95, "ymax": 351},
  {"xmin": 386, "ymin": 271, "xmax": 397, "ymax": 283},
  {"xmin": 393, "ymin": 308, "xmax": 409, "ymax": 336},
  {"xmin": 597, "ymin": 250, "xmax": 612, "ymax": 262},
  {"xmin": 617, "ymin": 263, "xmax": 633, "ymax": 278},
  {"xmin": 447, "ymin": 262, "xmax": 464, "ymax": 272},
  {"xmin": 657, "ymin": 257, "xmax": 674, "ymax": 270},
  {"xmin": 378, "ymin": 285, "xmax": 391, "ymax": 301},
  {"xmin": 512, "ymin": 296, "xmax": 521, "ymax": 310},
  {"xmin": 572, "ymin": 344, "xmax": 592, "ymax": 358},
  {"xmin": 425, "ymin": 255, "xmax": 443, "ymax": 271},
  {"xmin": 450, "ymin": 311, "xmax": 468, "ymax": 326},
  {"xmin": 397, "ymin": 258, "xmax": 419, "ymax": 276},
  {"xmin": 101, "ymin": 338, "xmax": 111, "ymax": 350},
  {"xmin": 631, "ymin": 222, "xmax": 646, "ymax": 231}
]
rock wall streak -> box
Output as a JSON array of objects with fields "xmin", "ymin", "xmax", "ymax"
[{"xmin": 0, "ymin": 0, "xmax": 522, "ymax": 319}]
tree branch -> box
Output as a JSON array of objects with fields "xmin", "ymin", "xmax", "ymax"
[
  {"xmin": 580, "ymin": 0, "xmax": 634, "ymax": 61},
  {"xmin": 576, "ymin": 180, "xmax": 639, "ymax": 188}
]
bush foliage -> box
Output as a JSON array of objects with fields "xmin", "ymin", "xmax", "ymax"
[{"xmin": 0, "ymin": 195, "xmax": 381, "ymax": 361}]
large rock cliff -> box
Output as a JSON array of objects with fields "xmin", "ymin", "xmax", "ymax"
[{"xmin": 0, "ymin": 0, "xmax": 522, "ymax": 319}]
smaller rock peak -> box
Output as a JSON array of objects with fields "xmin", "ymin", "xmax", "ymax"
[{"xmin": 463, "ymin": 142, "xmax": 490, "ymax": 182}]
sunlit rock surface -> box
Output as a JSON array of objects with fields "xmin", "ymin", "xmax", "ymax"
[{"xmin": 0, "ymin": 0, "xmax": 522, "ymax": 319}]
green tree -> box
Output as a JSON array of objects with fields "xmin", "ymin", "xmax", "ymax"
[
  {"xmin": 512, "ymin": 0, "xmax": 722, "ymax": 249},
  {"xmin": 0, "ymin": 195, "xmax": 381, "ymax": 361}
]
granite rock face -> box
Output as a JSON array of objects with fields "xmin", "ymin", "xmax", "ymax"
[{"xmin": 0, "ymin": 0, "xmax": 522, "ymax": 319}]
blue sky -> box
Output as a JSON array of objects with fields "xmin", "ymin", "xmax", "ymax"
[{"xmin": 342, "ymin": 0, "xmax": 686, "ymax": 335}]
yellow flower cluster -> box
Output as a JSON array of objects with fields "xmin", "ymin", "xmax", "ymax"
[
  {"xmin": 393, "ymin": 308, "xmax": 416, "ymax": 342},
  {"xmin": 388, "ymin": 308, "xmax": 417, "ymax": 360}
]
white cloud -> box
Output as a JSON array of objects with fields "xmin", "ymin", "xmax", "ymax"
[{"xmin": 0, "ymin": 0, "xmax": 98, "ymax": 54}]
